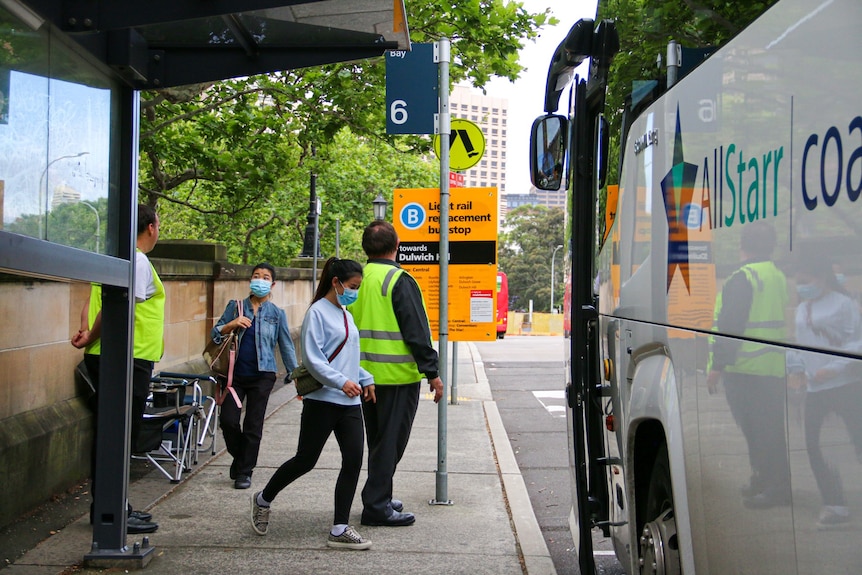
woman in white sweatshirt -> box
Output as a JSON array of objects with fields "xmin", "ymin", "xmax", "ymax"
[
  {"xmin": 788, "ymin": 256, "xmax": 862, "ymax": 528},
  {"xmin": 250, "ymin": 257, "xmax": 376, "ymax": 549}
]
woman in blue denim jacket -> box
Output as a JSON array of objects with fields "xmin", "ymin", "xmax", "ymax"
[{"xmin": 211, "ymin": 262, "xmax": 298, "ymax": 489}]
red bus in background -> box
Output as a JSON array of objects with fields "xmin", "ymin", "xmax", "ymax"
[
  {"xmin": 562, "ymin": 272, "xmax": 571, "ymax": 337},
  {"xmin": 496, "ymin": 271, "xmax": 508, "ymax": 339}
]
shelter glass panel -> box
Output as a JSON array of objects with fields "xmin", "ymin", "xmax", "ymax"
[{"xmin": 0, "ymin": 7, "xmax": 120, "ymax": 254}]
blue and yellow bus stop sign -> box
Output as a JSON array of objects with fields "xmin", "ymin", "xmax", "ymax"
[{"xmin": 433, "ymin": 118, "xmax": 485, "ymax": 171}]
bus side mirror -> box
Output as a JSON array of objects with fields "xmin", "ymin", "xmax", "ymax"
[
  {"xmin": 530, "ymin": 114, "xmax": 568, "ymax": 191},
  {"xmin": 544, "ymin": 18, "xmax": 594, "ymax": 113}
]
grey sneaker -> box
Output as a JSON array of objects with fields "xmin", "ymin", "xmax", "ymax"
[
  {"xmin": 250, "ymin": 492, "xmax": 270, "ymax": 535},
  {"xmin": 327, "ymin": 525, "xmax": 372, "ymax": 550},
  {"xmin": 816, "ymin": 505, "xmax": 850, "ymax": 530}
]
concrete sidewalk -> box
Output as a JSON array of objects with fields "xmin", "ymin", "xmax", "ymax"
[{"xmin": 9, "ymin": 342, "xmax": 556, "ymax": 575}]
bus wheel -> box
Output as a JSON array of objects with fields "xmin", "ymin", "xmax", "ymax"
[{"xmin": 639, "ymin": 445, "xmax": 680, "ymax": 575}]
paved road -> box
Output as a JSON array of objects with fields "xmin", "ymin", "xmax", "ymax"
[{"xmin": 475, "ymin": 336, "xmax": 626, "ymax": 575}]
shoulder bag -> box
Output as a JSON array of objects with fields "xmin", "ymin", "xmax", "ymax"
[
  {"xmin": 203, "ymin": 299, "xmax": 244, "ymax": 408},
  {"xmin": 291, "ymin": 308, "xmax": 349, "ymax": 396}
]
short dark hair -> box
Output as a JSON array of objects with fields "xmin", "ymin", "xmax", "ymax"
[
  {"xmin": 740, "ymin": 221, "xmax": 776, "ymax": 258},
  {"xmin": 793, "ymin": 248, "xmax": 843, "ymax": 293},
  {"xmin": 137, "ymin": 204, "xmax": 157, "ymax": 235},
  {"xmin": 362, "ymin": 220, "xmax": 398, "ymax": 258},
  {"xmin": 252, "ymin": 262, "xmax": 276, "ymax": 281},
  {"xmin": 312, "ymin": 257, "xmax": 363, "ymax": 304}
]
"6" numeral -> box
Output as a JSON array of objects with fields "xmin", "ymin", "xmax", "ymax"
[{"xmin": 390, "ymin": 100, "xmax": 408, "ymax": 125}]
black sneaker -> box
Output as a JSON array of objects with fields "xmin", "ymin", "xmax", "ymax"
[
  {"xmin": 127, "ymin": 515, "xmax": 158, "ymax": 534},
  {"xmin": 235, "ymin": 474, "xmax": 252, "ymax": 489},
  {"xmin": 129, "ymin": 510, "xmax": 153, "ymax": 522}
]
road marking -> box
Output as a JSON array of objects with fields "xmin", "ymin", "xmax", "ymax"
[{"xmin": 532, "ymin": 390, "xmax": 567, "ymax": 418}]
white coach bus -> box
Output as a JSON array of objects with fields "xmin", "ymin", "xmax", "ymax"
[{"xmin": 529, "ymin": 1, "xmax": 862, "ymax": 573}]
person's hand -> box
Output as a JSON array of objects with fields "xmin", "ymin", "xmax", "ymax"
[
  {"xmin": 428, "ymin": 376, "xmax": 443, "ymax": 403},
  {"xmin": 706, "ymin": 370, "xmax": 721, "ymax": 395},
  {"xmin": 362, "ymin": 384, "xmax": 377, "ymax": 404},
  {"xmin": 71, "ymin": 329, "xmax": 91, "ymax": 349},
  {"xmin": 342, "ymin": 380, "xmax": 362, "ymax": 398},
  {"xmin": 787, "ymin": 372, "xmax": 807, "ymax": 391},
  {"xmin": 813, "ymin": 368, "xmax": 837, "ymax": 383},
  {"xmin": 232, "ymin": 315, "xmax": 252, "ymax": 330}
]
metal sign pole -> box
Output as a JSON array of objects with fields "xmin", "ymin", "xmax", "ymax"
[
  {"xmin": 311, "ymin": 173, "xmax": 320, "ymax": 297},
  {"xmin": 432, "ymin": 37, "xmax": 452, "ymax": 506},
  {"xmin": 450, "ymin": 341, "xmax": 459, "ymax": 405}
]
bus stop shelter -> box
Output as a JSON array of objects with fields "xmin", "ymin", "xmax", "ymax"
[{"xmin": 0, "ymin": 0, "xmax": 408, "ymax": 566}]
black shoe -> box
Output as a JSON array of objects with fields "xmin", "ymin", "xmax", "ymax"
[
  {"xmin": 230, "ymin": 460, "xmax": 238, "ymax": 480},
  {"xmin": 129, "ymin": 510, "xmax": 153, "ymax": 522},
  {"xmin": 361, "ymin": 510, "xmax": 415, "ymax": 527},
  {"xmin": 127, "ymin": 516, "xmax": 159, "ymax": 534},
  {"xmin": 391, "ymin": 499, "xmax": 404, "ymax": 513},
  {"xmin": 235, "ymin": 474, "xmax": 252, "ymax": 490}
]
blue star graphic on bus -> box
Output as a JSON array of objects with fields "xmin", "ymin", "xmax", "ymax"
[{"xmin": 661, "ymin": 107, "xmax": 699, "ymax": 293}]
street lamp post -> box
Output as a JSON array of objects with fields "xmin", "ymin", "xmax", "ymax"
[
  {"xmin": 299, "ymin": 172, "xmax": 321, "ymax": 259},
  {"xmin": 80, "ymin": 200, "xmax": 100, "ymax": 253},
  {"xmin": 37, "ymin": 151, "xmax": 89, "ymax": 239},
  {"xmin": 550, "ymin": 244, "xmax": 563, "ymax": 313},
  {"xmin": 372, "ymin": 192, "xmax": 388, "ymax": 220}
]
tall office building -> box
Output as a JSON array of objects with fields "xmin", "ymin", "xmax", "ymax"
[
  {"xmin": 50, "ymin": 183, "xmax": 81, "ymax": 208},
  {"xmin": 505, "ymin": 184, "xmax": 566, "ymax": 213},
  {"xmin": 449, "ymin": 84, "xmax": 508, "ymax": 225}
]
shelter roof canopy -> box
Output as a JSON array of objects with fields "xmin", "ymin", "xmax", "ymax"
[{"xmin": 19, "ymin": 0, "xmax": 410, "ymax": 87}]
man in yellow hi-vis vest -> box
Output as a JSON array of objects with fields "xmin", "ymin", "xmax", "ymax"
[
  {"xmin": 349, "ymin": 220, "xmax": 443, "ymax": 527},
  {"xmin": 707, "ymin": 221, "xmax": 790, "ymax": 509},
  {"xmin": 72, "ymin": 204, "xmax": 164, "ymax": 534}
]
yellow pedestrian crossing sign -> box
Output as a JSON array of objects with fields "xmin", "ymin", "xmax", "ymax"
[{"xmin": 433, "ymin": 118, "xmax": 485, "ymax": 171}]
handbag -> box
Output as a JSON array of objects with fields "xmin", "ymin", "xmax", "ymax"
[
  {"xmin": 203, "ymin": 299, "xmax": 243, "ymax": 408},
  {"xmin": 291, "ymin": 309, "xmax": 349, "ymax": 396}
]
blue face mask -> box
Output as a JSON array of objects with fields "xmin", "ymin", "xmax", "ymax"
[
  {"xmin": 836, "ymin": 273, "xmax": 847, "ymax": 286},
  {"xmin": 250, "ymin": 278, "xmax": 272, "ymax": 297},
  {"xmin": 337, "ymin": 280, "xmax": 359, "ymax": 306},
  {"xmin": 796, "ymin": 283, "xmax": 822, "ymax": 301}
]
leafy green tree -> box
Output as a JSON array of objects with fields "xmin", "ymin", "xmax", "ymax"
[
  {"xmin": 5, "ymin": 197, "xmax": 106, "ymax": 252},
  {"xmin": 138, "ymin": 1, "xmax": 555, "ymax": 265},
  {"xmin": 597, "ymin": 0, "xmax": 780, "ymax": 185},
  {"xmin": 499, "ymin": 205, "xmax": 565, "ymax": 312}
]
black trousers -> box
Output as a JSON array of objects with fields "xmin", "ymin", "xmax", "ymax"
[
  {"xmin": 85, "ymin": 353, "xmax": 152, "ymax": 513},
  {"xmin": 262, "ymin": 399, "xmax": 364, "ymax": 525},
  {"xmin": 220, "ymin": 372, "xmax": 276, "ymax": 477},
  {"xmin": 361, "ymin": 381, "xmax": 420, "ymax": 519},
  {"xmin": 724, "ymin": 373, "xmax": 790, "ymax": 497},
  {"xmin": 804, "ymin": 383, "xmax": 862, "ymax": 506}
]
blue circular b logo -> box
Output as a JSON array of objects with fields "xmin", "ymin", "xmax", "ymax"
[
  {"xmin": 400, "ymin": 203, "xmax": 426, "ymax": 230},
  {"xmin": 683, "ymin": 203, "xmax": 702, "ymax": 229}
]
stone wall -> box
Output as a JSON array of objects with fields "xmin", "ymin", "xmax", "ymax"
[{"xmin": 0, "ymin": 243, "xmax": 314, "ymax": 529}]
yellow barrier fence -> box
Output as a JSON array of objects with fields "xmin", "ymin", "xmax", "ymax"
[{"xmin": 506, "ymin": 312, "xmax": 565, "ymax": 336}]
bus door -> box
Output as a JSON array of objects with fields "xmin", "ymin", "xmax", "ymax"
[
  {"xmin": 531, "ymin": 19, "xmax": 618, "ymax": 574},
  {"xmin": 569, "ymin": 21, "xmax": 618, "ymax": 575}
]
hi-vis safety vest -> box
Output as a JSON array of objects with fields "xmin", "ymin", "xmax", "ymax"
[
  {"xmin": 709, "ymin": 261, "xmax": 787, "ymax": 377},
  {"xmin": 134, "ymin": 256, "xmax": 165, "ymax": 362},
  {"xmin": 83, "ymin": 258, "xmax": 165, "ymax": 361},
  {"xmin": 349, "ymin": 262, "xmax": 426, "ymax": 385},
  {"xmin": 85, "ymin": 283, "xmax": 102, "ymax": 356}
]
